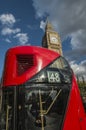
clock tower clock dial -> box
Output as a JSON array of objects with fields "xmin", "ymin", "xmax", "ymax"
[{"xmin": 50, "ymin": 36, "xmax": 58, "ymax": 44}]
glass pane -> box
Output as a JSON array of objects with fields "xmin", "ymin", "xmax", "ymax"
[
  {"xmin": 49, "ymin": 57, "xmax": 69, "ymax": 69},
  {"xmin": 19, "ymin": 83, "xmax": 70, "ymax": 130},
  {"xmin": 1, "ymin": 88, "xmax": 14, "ymax": 130},
  {"xmin": 29, "ymin": 56, "xmax": 72, "ymax": 84}
]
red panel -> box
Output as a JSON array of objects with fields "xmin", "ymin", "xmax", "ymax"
[
  {"xmin": 62, "ymin": 75, "xmax": 86, "ymax": 130},
  {"xmin": 2, "ymin": 46, "xmax": 60, "ymax": 86}
]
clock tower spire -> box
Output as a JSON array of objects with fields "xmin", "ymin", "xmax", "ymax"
[{"xmin": 42, "ymin": 21, "xmax": 63, "ymax": 56}]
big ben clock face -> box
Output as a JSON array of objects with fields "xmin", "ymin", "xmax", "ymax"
[{"xmin": 50, "ymin": 36, "xmax": 59, "ymax": 44}]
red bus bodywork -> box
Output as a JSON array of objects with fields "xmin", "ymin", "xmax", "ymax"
[
  {"xmin": 1, "ymin": 46, "xmax": 86, "ymax": 130},
  {"xmin": 2, "ymin": 46, "xmax": 59, "ymax": 86}
]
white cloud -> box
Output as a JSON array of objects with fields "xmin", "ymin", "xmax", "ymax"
[
  {"xmin": 32, "ymin": 0, "xmax": 55, "ymax": 18},
  {"xmin": 0, "ymin": 13, "xmax": 29, "ymax": 45},
  {"xmin": 5, "ymin": 38, "xmax": 11, "ymax": 43},
  {"xmin": 14, "ymin": 33, "xmax": 29, "ymax": 45},
  {"xmin": 1, "ymin": 27, "xmax": 21, "ymax": 35},
  {"xmin": 0, "ymin": 13, "xmax": 16, "ymax": 27},
  {"xmin": 70, "ymin": 60, "xmax": 86, "ymax": 78},
  {"xmin": 40, "ymin": 20, "xmax": 46, "ymax": 31}
]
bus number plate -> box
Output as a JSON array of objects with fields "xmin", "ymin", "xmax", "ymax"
[{"xmin": 47, "ymin": 71, "xmax": 60, "ymax": 83}]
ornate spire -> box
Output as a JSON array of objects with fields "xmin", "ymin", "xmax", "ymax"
[{"xmin": 45, "ymin": 18, "xmax": 53, "ymax": 31}]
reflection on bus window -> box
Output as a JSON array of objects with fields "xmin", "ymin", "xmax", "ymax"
[
  {"xmin": 19, "ymin": 83, "xmax": 70, "ymax": 130},
  {"xmin": 1, "ymin": 88, "xmax": 14, "ymax": 130},
  {"xmin": 29, "ymin": 56, "xmax": 72, "ymax": 84}
]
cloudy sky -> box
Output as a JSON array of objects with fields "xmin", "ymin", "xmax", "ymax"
[{"xmin": 0, "ymin": 0, "xmax": 86, "ymax": 80}]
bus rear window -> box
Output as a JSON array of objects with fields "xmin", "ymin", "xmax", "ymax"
[{"xmin": 18, "ymin": 83, "xmax": 70, "ymax": 130}]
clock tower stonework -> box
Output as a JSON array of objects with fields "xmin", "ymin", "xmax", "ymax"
[{"xmin": 42, "ymin": 21, "xmax": 63, "ymax": 56}]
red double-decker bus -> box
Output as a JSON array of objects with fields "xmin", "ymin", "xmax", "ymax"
[{"xmin": 0, "ymin": 46, "xmax": 86, "ymax": 130}]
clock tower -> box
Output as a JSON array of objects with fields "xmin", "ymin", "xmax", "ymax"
[{"xmin": 42, "ymin": 21, "xmax": 63, "ymax": 56}]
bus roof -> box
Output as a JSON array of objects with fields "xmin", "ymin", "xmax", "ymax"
[{"xmin": 2, "ymin": 46, "xmax": 60, "ymax": 87}]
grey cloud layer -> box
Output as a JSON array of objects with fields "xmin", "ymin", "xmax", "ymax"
[
  {"xmin": 32, "ymin": 0, "xmax": 86, "ymax": 45},
  {"xmin": 32, "ymin": 0, "xmax": 86, "ymax": 77}
]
